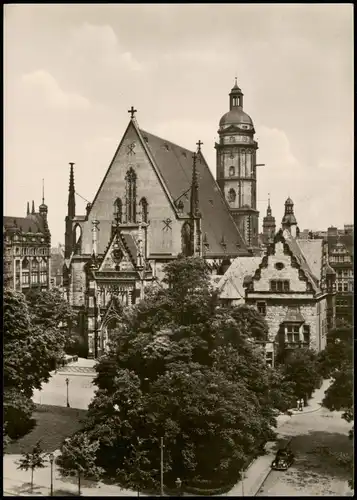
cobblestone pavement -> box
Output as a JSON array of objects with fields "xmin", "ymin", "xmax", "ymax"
[{"xmin": 255, "ymin": 407, "xmax": 352, "ymax": 496}]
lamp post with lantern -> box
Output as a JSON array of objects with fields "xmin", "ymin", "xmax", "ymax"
[{"xmin": 65, "ymin": 378, "xmax": 70, "ymax": 407}]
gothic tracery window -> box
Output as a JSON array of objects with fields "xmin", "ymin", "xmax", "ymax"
[
  {"xmin": 139, "ymin": 197, "xmax": 148, "ymax": 223},
  {"xmin": 114, "ymin": 198, "xmax": 122, "ymax": 224},
  {"xmin": 125, "ymin": 168, "xmax": 137, "ymax": 222}
]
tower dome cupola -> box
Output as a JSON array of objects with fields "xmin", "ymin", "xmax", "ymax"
[{"xmin": 219, "ymin": 78, "xmax": 254, "ymax": 129}]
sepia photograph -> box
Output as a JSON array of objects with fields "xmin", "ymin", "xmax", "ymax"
[{"xmin": 4, "ymin": 3, "xmax": 353, "ymax": 497}]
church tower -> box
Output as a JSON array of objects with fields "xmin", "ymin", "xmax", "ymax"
[
  {"xmin": 281, "ymin": 197, "xmax": 298, "ymax": 238},
  {"xmin": 262, "ymin": 197, "xmax": 276, "ymax": 245},
  {"xmin": 216, "ymin": 79, "xmax": 259, "ymax": 248}
]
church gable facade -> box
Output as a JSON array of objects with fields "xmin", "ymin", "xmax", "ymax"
[{"xmin": 77, "ymin": 120, "xmax": 182, "ymax": 258}]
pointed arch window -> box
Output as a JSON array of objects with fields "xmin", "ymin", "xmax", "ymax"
[
  {"xmin": 139, "ymin": 197, "xmax": 148, "ymax": 223},
  {"xmin": 228, "ymin": 188, "xmax": 236, "ymax": 203},
  {"xmin": 73, "ymin": 224, "xmax": 82, "ymax": 255},
  {"xmin": 181, "ymin": 221, "xmax": 192, "ymax": 257},
  {"xmin": 114, "ymin": 198, "xmax": 122, "ymax": 224},
  {"xmin": 125, "ymin": 168, "xmax": 137, "ymax": 222}
]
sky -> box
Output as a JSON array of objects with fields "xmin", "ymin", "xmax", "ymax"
[{"xmin": 4, "ymin": 4, "xmax": 353, "ymax": 246}]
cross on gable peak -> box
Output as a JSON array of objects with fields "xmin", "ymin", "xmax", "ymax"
[
  {"xmin": 196, "ymin": 139, "xmax": 203, "ymax": 151},
  {"xmin": 128, "ymin": 106, "xmax": 137, "ymax": 119}
]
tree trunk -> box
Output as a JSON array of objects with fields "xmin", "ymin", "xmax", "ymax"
[
  {"xmin": 137, "ymin": 490, "xmax": 140, "ymax": 497},
  {"xmin": 78, "ymin": 471, "xmax": 81, "ymax": 496},
  {"xmin": 31, "ymin": 467, "xmax": 34, "ymax": 493}
]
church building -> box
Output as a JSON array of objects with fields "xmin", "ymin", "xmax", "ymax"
[{"xmin": 63, "ymin": 83, "xmax": 260, "ymax": 358}]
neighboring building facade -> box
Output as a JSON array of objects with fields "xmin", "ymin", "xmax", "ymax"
[
  {"xmin": 326, "ymin": 225, "xmax": 354, "ymax": 323},
  {"xmin": 4, "ymin": 199, "xmax": 51, "ymax": 293},
  {"xmin": 217, "ymin": 199, "xmax": 336, "ymax": 366},
  {"xmin": 63, "ymin": 112, "xmax": 249, "ymax": 358},
  {"xmin": 51, "ymin": 244, "xmax": 65, "ymax": 290},
  {"xmin": 215, "ymin": 80, "xmax": 260, "ymax": 250}
]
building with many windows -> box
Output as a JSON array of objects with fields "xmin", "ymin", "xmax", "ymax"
[
  {"xmin": 4, "ymin": 199, "xmax": 51, "ymax": 293},
  {"xmin": 326, "ymin": 225, "xmax": 353, "ymax": 323}
]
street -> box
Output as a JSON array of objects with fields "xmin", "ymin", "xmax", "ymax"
[{"xmin": 256, "ymin": 406, "xmax": 352, "ymax": 496}]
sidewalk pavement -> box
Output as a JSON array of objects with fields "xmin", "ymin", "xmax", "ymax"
[
  {"xmin": 219, "ymin": 378, "xmax": 332, "ymax": 497},
  {"xmin": 3, "ymin": 454, "xmax": 142, "ymax": 497}
]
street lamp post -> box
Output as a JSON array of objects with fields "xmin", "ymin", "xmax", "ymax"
[
  {"xmin": 175, "ymin": 477, "xmax": 182, "ymax": 497},
  {"xmin": 49, "ymin": 453, "xmax": 55, "ymax": 496},
  {"xmin": 160, "ymin": 437, "xmax": 164, "ymax": 496},
  {"xmin": 65, "ymin": 378, "xmax": 70, "ymax": 407}
]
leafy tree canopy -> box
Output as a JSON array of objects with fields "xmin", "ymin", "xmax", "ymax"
[
  {"xmin": 57, "ymin": 433, "xmax": 104, "ymax": 495},
  {"xmin": 280, "ymin": 347, "xmax": 321, "ymax": 401},
  {"xmin": 4, "ymin": 288, "xmax": 74, "ymax": 438},
  {"xmin": 82, "ymin": 257, "xmax": 293, "ymax": 491}
]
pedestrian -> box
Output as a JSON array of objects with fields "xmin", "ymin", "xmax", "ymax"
[
  {"xmin": 299, "ymin": 398, "xmax": 304, "ymax": 411},
  {"xmin": 296, "ymin": 399, "xmax": 300, "ymax": 410}
]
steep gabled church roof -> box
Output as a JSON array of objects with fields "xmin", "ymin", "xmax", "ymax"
[{"xmin": 139, "ymin": 128, "xmax": 248, "ymax": 257}]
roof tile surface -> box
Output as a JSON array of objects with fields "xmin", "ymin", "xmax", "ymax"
[{"xmin": 141, "ymin": 129, "xmax": 248, "ymax": 257}]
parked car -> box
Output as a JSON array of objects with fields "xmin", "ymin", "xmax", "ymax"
[{"xmin": 271, "ymin": 448, "xmax": 294, "ymax": 471}]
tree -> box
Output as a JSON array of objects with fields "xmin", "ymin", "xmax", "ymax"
[
  {"xmin": 25, "ymin": 287, "xmax": 76, "ymax": 355},
  {"xmin": 319, "ymin": 321, "xmax": 354, "ymax": 491},
  {"xmin": 4, "ymin": 289, "xmax": 67, "ymax": 438},
  {"xmin": 281, "ymin": 347, "xmax": 321, "ymax": 403},
  {"xmin": 81, "ymin": 257, "xmax": 293, "ymax": 492},
  {"xmin": 17, "ymin": 440, "xmax": 46, "ymax": 493},
  {"xmin": 56, "ymin": 433, "xmax": 104, "ymax": 496},
  {"xmin": 317, "ymin": 322, "xmax": 353, "ymax": 379},
  {"xmin": 3, "ymin": 424, "xmax": 11, "ymax": 452},
  {"xmin": 228, "ymin": 304, "xmax": 269, "ymax": 342},
  {"xmin": 322, "ymin": 361, "xmax": 353, "ymax": 420},
  {"xmin": 116, "ymin": 438, "xmax": 154, "ymax": 496},
  {"xmin": 25, "ymin": 287, "xmax": 75, "ymax": 330}
]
